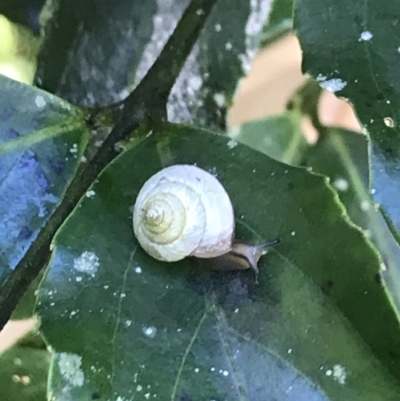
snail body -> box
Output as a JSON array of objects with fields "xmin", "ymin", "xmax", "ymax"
[{"xmin": 133, "ymin": 164, "xmax": 280, "ymax": 278}]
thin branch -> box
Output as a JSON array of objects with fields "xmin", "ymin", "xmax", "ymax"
[{"xmin": 0, "ymin": 0, "xmax": 218, "ymax": 331}]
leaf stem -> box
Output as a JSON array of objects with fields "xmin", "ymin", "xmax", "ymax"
[
  {"xmin": 0, "ymin": 0, "xmax": 218, "ymax": 331},
  {"xmin": 286, "ymin": 78, "xmax": 325, "ymax": 135}
]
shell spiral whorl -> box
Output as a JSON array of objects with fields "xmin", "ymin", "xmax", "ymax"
[{"xmin": 133, "ymin": 164, "xmax": 235, "ymax": 262}]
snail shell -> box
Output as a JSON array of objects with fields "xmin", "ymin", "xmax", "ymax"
[{"xmin": 133, "ymin": 164, "xmax": 235, "ymax": 262}]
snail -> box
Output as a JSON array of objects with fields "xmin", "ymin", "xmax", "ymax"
[{"xmin": 132, "ymin": 164, "xmax": 280, "ymax": 280}]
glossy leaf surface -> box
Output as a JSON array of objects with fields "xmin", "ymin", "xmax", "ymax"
[
  {"xmin": 36, "ymin": 0, "xmax": 270, "ymax": 129},
  {"xmin": 294, "ymin": 0, "xmax": 400, "ymax": 235},
  {"xmin": 37, "ymin": 124, "xmax": 400, "ymax": 400},
  {"xmin": 234, "ymin": 115, "xmax": 400, "ymax": 312},
  {"xmin": 0, "ymin": 75, "xmax": 87, "ymax": 286}
]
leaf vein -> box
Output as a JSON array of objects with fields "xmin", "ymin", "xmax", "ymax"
[
  {"xmin": 170, "ymin": 309, "xmax": 208, "ymax": 401},
  {"xmin": 110, "ymin": 248, "xmax": 137, "ymax": 389}
]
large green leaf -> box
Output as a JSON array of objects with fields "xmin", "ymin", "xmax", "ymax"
[
  {"xmin": 37, "ymin": 123, "xmax": 400, "ymax": 400},
  {"xmin": 36, "ymin": 0, "xmax": 270, "ymax": 129},
  {"xmin": 294, "ymin": 0, "xmax": 400, "ymax": 236},
  {"xmin": 233, "ymin": 115, "xmax": 400, "ymax": 311},
  {"xmin": 0, "ymin": 75, "xmax": 88, "ymax": 287},
  {"xmin": 0, "ymin": 329, "xmax": 51, "ymax": 401}
]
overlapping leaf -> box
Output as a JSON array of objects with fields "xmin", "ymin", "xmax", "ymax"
[
  {"xmin": 233, "ymin": 114, "xmax": 400, "ymax": 311},
  {"xmin": 294, "ymin": 0, "xmax": 400, "ymax": 235},
  {"xmin": 229, "ymin": 113, "xmax": 308, "ymax": 165},
  {"xmin": 0, "ymin": 75, "xmax": 88, "ymax": 287},
  {"xmin": 37, "ymin": 124, "xmax": 400, "ymax": 400},
  {"xmin": 36, "ymin": 0, "xmax": 271, "ymax": 129}
]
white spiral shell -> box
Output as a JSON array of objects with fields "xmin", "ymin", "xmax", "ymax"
[{"xmin": 133, "ymin": 164, "xmax": 235, "ymax": 262}]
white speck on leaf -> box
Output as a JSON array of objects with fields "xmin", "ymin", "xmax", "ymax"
[
  {"xmin": 225, "ymin": 42, "xmax": 233, "ymax": 51},
  {"xmin": 332, "ymin": 364, "xmax": 347, "ymax": 385},
  {"xmin": 360, "ymin": 200, "xmax": 371, "ymax": 211},
  {"xmin": 291, "ymin": 231, "xmax": 296, "ymax": 236},
  {"xmin": 333, "ymin": 178, "xmax": 349, "ymax": 191},
  {"xmin": 73, "ymin": 251, "xmax": 99, "ymax": 276},
  {"xmin": 213, "ymin": 92, "xmax": 225, "ymax": 107},
  {"xmin": 35, "ymin": 95, "xmax": 46, "ymax": 108},
  {"xmin": 316, "ymin": 74, "xmax": 347, "ymax": 92},
  {"xmin": 194, "ymin": 368, "xmax": 199, "ymax": 373},
  {"xmin": 134, "ymin": 266, "xmax": 142, "ymax": 274},
  {"xmin": 189, "ymin": 76, "xmax": 202, "ymax": 91},
  {"xmin": 143, "ymin": 326, "xmax": 157, "ymax": 338},
  {"xmin": 69, "ymin": 143, "xmax": 78, "ymax": 154},
  {"xmin": 85, "ymin": 190, "xmax": 95, "ymax": 198},
  {"xmin": 359, "ymin": 31, "xmax": 373, "ymax": 41},
  {"xmin": 227, "ymin": 139, "xmax": 238, "ymax": 149},
  {"xmin": 124, "ymin": 320, "xmax": 132, "ymax": 328},
  {"xmin": 215, "ymin": 23, "xmax": 222, "ymax": 32},
  {"xmin": 75, "ymin": 276, "xmax": 82, "ymax": 282},
  {"xmin": 57, "ymin": 353, "xmax": 84, "ymax": 387},
  {"xmin": 136, "ymin": 385, "xmax": 143, "ymax": 392},
  {"xmin": 222, "ymin": 370, "xmax": 229, "ymax": 377}
]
